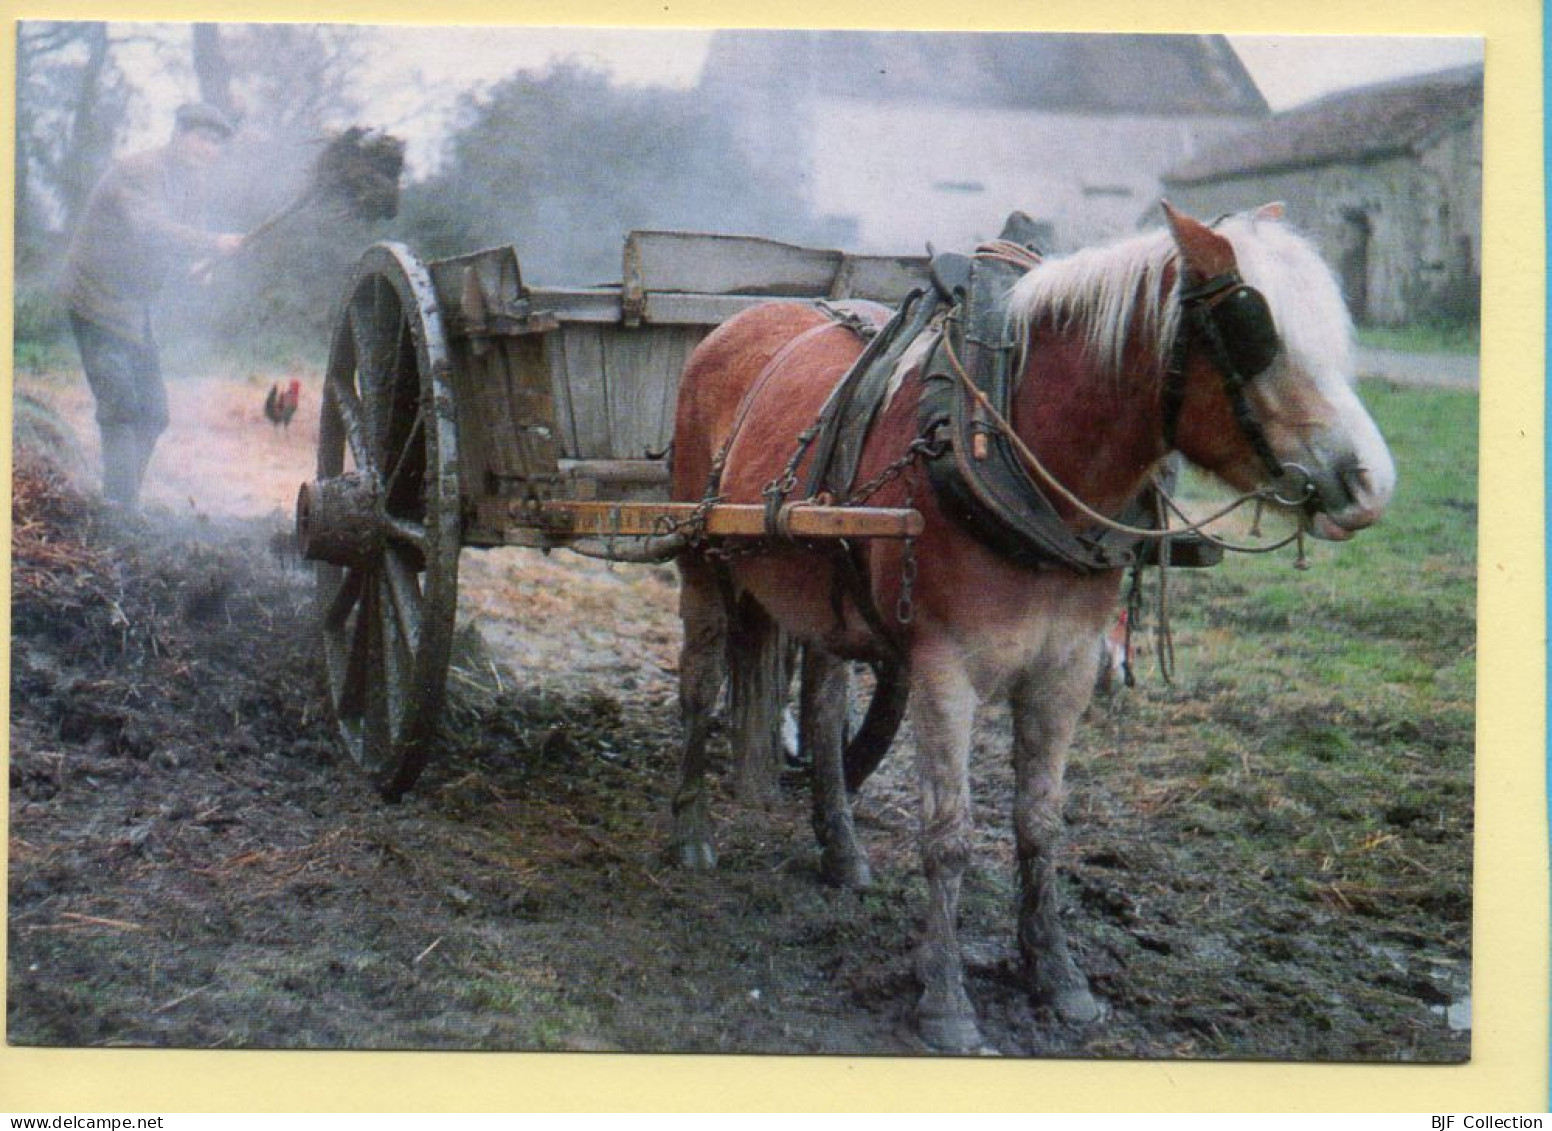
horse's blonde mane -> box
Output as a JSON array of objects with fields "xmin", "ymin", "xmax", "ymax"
[
  {"xmin": 1007, "ymin": 228, "xmax": 1178, "ymax": 380},
  {"xmin": 1005, "ymin": 213, "xmax": 1353, "ymax": 383}
]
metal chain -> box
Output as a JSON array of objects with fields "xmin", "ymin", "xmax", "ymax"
[
  {"xmin": 897, "ymin": 534, "xmax": 918, "ymax": 625},
  {"xmin": 744, "ymin": 418, "xmax": 945, "ymax": 623},
  {"xmin": 844, "ymin": 434, "xmax": 946, "ymax": 506},
  {"xmin": 652, "ymin": 489, "xmax": 726, "ymax": 545},
  {"xmin": 895, "ymin": 470, "xmax": 922, "ymax": 625},
  {"xmin": 1150, "ymin": 491, "xmax": 1177, "ymax": 682},
  {"xmin": 832, "ymin": 434, "xmax": 947, "ymax": 627},
  {"xmin": 1122, "ymin": 558, "xmax": 1145, "ymax": 689}
]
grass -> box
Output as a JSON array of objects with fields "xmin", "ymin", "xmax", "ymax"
[
  {"xmin": 13, "ymin": 332, "xmax": 326, "ymax": 385},
  {"xmin": 12, "ymin": 338, "xmax": 77, "ymax": 377},
  {"xmin": 1119, "ymin": 380, "xmax": 1476, "ymax": 928},
  {"xmin": 1355, "ymin": 323, "xmax": 1480, "ymax": 356}
]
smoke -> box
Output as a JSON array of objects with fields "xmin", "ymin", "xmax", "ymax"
[{"xmin": 392, "ymin": 58, "xmax": 846, "ymax": 288}]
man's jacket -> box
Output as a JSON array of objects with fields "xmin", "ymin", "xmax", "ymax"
[{"xmin": 63, "ymin": 146, "xmax": 224, "ymax": 344}]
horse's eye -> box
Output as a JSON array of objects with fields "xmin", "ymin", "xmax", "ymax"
[{"xmin": 1212, "ymin": 287, "xmax": 1281, "ymax": 378}]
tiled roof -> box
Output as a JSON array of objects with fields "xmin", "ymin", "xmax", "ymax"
[
  {"xmin": 701, "ymin": 31, "xmax": 1270, "ymax": 117},
  {"xmin": 1163, "ymin": 63, "xmax": 1483, "ymax": 184}
]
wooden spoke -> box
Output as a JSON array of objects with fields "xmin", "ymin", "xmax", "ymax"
[
  {"xmin": 347, "ymin": 301, "xmax": 380, "ymax": 440},
  {"xmin": 326, "ymin": 348, "xmax": 374, "ymax": 475},
  {"xmin": 323, "ymin": 565, "xmax": 366, "ymax": 630},
  {"xmin": 338, "ymin": 573, "xmax": 375, "ymax": 724},
  {"xmin": 381, "ymin": 514, "xmax": 428, "ymax": 552},
  {"xmin": 371, "ymin": 273, "xmax": 393, "ymax": 369},
  {"xmin": 384, "ymin": 410, "xmax": 425, "ymax": 498},
  {"xmin": 361, "ymin": 581, "xmax": 391, "ymax": 763},
  {"xmin": 379, "ymin": 572, "xmax": 414, "ymax": 737},
  {"xmin": 382, "ymin": 547, "xmax": 424, "ymax": 653}
]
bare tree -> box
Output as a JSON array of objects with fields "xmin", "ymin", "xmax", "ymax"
[
  {"xmin": 15, "ymin": 21, "xmax": 129, "ymax": 258},
  {"xmin": 192, "ymin": 23, "xmax": 238, "ymax": 122}
]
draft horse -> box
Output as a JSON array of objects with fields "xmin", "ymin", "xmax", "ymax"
[{"xmin": 668, "ymin": 203, "xmax": 1396, "ymax": 1050}]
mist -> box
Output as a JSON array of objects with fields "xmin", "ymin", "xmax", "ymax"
[{"xmin": 16, "ymin": 22, "xmax": 1482, "ymax": 374}]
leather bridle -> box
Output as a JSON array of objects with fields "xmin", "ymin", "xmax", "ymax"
[{"xmin": 1162, "ymin": 269, "xmax": 1287, "ymax": 482}]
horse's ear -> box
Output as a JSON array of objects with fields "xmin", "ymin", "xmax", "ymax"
[
  {"xmin": 1255, "ymin": 202, "xmax": 1286, "ymax": 222},
  {"xmin": 1162, "ymin": 200, "xmax": 1236, "ymax": 280}
]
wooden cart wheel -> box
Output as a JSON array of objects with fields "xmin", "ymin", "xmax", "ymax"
[{"xmin": 301, "ymin": 242, "xmax": 461, "ymax": 800}]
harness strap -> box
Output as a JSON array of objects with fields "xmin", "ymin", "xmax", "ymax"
[
  {"xmin": 801, "ymin": 289, "xmax": 939, "ymax": 502},
  {"xmin": 703, "ymin": 318, "xmax": 848, "ymax": 502},
  {"xmin": 920, "ymin": 330, "xmax": 1155, "ymax": 574},
  {"xmin": 1193, "ymin": 305, "xmax": 1286, "ymax": 479},
  {"xmin": 1162, "ymin": 328, "xmax": 1190, "ymax": 449}
]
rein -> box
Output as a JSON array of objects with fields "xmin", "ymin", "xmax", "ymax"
[
  {"xmin": 936, "ymin": 330, "xmax": 1313, "ymax": 559},
  {"xmin": 936, "ymin": 304, "xmax": 1316, "ymax": 686}
]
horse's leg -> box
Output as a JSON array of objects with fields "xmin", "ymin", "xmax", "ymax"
[
  {"xmin": 728, "ymin": 596, "xmax": 786, "ymax": 805},
  {"xmin": 801, "ymin": 647, "xmax": 871, "ymax": 888},
  {"xmin": 671, "ymin": 556, "xmax": 729, "ymax": 869},
  {"xmin": 908, "ymin": 647, "xmax": 982, "ymax": 1051},
  {"xmin": 1009, "ymin": 650, "xmax": 1104, "ymax": 1023}
]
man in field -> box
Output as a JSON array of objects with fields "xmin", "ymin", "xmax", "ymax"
[{"xmin": 62, "ymin": 102, "xmax": 247, "ymax": 511}]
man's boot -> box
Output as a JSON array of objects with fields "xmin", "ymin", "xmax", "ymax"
[
  {"xmin": 130, "ymin": 429, "xmax": 160, "ymax": 506},
  {"xmin": 100, "ymin": 425, "xmax": 141, "ymax": 509}
]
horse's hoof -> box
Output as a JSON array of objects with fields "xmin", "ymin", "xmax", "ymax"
[
  {"xmin": 918, "ymin": 1010, "xmax": 984, "ymax": 1053},
  {"xmin": 675, "ymin": 840, "xmax": 718, "ymax": 870},
  {"xmin": 1048, "ymin": 983, "xmax": 1101, "ymax": 1024},
  {"xmin": 820, "ymin": 847, "xmax": 872, "ymax": 889},
  {"xmin": 1028, "ymin": 949, "xmax": 1101, "ymax": 1024}
]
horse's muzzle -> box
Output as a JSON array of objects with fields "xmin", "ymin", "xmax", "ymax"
[{"xmin": 1303, "ymin": 452, "xmax": 1394, "ymax": 541}]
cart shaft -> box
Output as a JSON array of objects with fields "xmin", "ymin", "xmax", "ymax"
[{"xmin": 481, "ymin": 498, "xmax": 924, "ymax": 544}]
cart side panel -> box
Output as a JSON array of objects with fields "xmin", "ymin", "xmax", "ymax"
[
  {"xmin": 548, "ymin": 322, "xmax": 707, "ymax": 463},
  {"xmin": 427, "ymin": 246, "xmax": 569, "ymax": 514},
  {"xmin": 623, "ymin": 230, "xmax": 930, "ymax": 303},
  {"xmin": 447, "ymin": 333, "xmax": 560, "ymax": 491},
  {"xmin": 549, "ymin": 325, "xmax": 611, "ymax": 459},
  {"xmin": 603, "ymin": 324, "xmax": 702, "ymax": 462},
  {"xmin": 624, "ymin": 230, "xmax": 844, "ymax": 298}
]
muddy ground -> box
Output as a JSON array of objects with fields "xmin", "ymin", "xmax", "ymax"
[{"xmin": 8, "ymin": 371, "xmax": 1471, "ymax": 1061}]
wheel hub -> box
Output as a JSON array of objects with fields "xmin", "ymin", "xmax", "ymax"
[{"xmin": 296, "ymin": 472, "xmax": 385, "ymax": 569}]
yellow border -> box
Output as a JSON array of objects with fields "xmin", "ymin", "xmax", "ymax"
[{"xmin": 3, "ymin": 0, "xmax": 1543, "ymax": 1113}]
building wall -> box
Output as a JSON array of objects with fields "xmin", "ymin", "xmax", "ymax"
[
  {"xmin": 1163, "ymin": 111, "xmax": 1482, "ymax": 325},
  {"xmin": 797, "ymin": 97, "xmax": 1259, "ymax": 255}
]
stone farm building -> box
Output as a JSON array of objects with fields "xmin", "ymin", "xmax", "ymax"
[
  {"xmin": 698, "ymin": 30, "xmax": 1270, "ymax": 256},
  {"xmin": 1160, "ymin": 64, "xmax": 1484, "ymax": 327}
]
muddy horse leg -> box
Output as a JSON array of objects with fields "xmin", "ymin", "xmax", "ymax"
[
  {"xmin": 671, "ymin": 557, "xmax": 729, "ymax": 869},
  {"xmin": 907, "ymin": 648, "xmax": 982, "ymax": 1051},
  {"xmin": 1009, "ymin": 653, "xmax": 1103, "ymax": 1023},
  {"xmin": 801, "ymin": 647, "xmax": 871, "ymax": 888}
]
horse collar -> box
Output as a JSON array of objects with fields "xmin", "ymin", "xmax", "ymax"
[{"xmin": 918, "ymin": 267, "xmax": 1162, "ymax": 576}]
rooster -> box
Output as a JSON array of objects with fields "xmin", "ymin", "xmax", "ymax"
[{"xmin": 264, "ymin": 379, "xmax": 301, "ymax": 431}]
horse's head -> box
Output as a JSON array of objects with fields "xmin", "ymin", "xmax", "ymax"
[{"xmin": 1162, "ymin": 202, "xmax": 1396, "ymax": 541}]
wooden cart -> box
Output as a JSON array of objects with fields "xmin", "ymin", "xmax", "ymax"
[{"xmin": 296, "ymin": 231, "xmax": 933, "ymax": 797}]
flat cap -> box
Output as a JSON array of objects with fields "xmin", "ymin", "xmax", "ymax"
[{"xmin": 175, "ymin": 102, "xmax": 236, "ymax": 138}]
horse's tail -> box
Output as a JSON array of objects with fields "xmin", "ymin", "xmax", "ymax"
[{"xmin": 842, "ymin": 658, "xmax": 910, "ymax": 794}]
